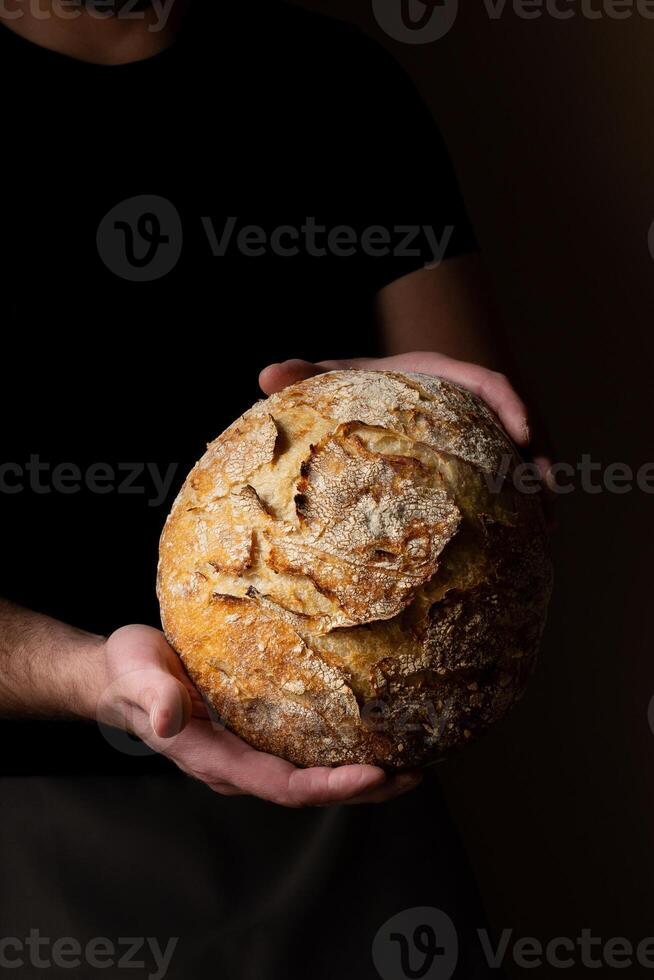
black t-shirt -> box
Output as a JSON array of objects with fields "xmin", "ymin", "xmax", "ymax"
[
  {"xmin": 0, "ymin": 8, "xmax": 499, "ymax": 979},
  {"xmin": 0, "ymin": 0, "xmax": 475, "ymax": 775}
]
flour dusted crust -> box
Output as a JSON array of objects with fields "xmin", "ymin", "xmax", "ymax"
[{"xmin": 158, "ymin": 371, "xmax": 552, "ymax": 769}]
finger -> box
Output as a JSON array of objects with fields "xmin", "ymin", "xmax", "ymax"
[
  {"xmin": 329, "ymin": 354, "xmax": 530, "ymax": 447},
  {"xmin": 532, "ymin": 455, "xmax": 553, "ymax": 484},
  {"xmin": 262, "ymin": 355, "xmax": 531, "ymax": 448},
  {"xmin": 207, "ymin": 782, "xmax": 247, "ymax": 797},
  {"xmin": 166, "ymin": 650, "xmax": 211, "ymax": 718},
  {"xmin": 532, "ymin": 454, "xmax": 559, "ymax": 533},
  {"xmin": 259, "ymin": 357, "xmax": 372, "ymax": 395},
  {"xmin": 416, "ymin": 357, "xmax": 530, "ymax": 447},
  {"xmin": 259, "ymin": 359, "xmax": 322, "ymax": 395},
  {"xmin": 168, "ymin": 723, "xmax": 388, "ymax": 806},
  {"xmin": 190, "ymin": 698, "xmax": 211, "ymax": 721},
  {"xmin": 234, "ymin": 743, "xmax": 387, "ymax": 806},
  {"xmin": 283, "ymin": 764, "xmax": 388, "ymax": 807},
  {"xmin": 343, "ymin": 770, "xmax": 424, "ymax": 805}
]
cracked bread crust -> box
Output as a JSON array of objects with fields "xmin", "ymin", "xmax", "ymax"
[{"xmin": 157, "ymin": 370, "xmax": 552, "ymax": 770}]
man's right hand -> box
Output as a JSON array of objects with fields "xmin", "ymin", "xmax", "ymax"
[{"xmin": 96, "ymin": 625, "xmax": 422, "ymax": 808}]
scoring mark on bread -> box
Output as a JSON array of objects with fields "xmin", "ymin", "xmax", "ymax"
[
  {"xmin": 264, "ymin": 423, "xmax": 461, "ymax": 627},
  {"xmin": 191, "ymin": 412, "xmax": 280, "ymax": 499}
]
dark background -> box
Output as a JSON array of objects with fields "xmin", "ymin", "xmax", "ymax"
[{"xmin": 295, "ymin": 1, "xmax": 653, "ymax": 974}]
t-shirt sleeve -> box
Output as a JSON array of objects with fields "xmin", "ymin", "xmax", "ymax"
[{"xmin": 339, "ymin": 29, "xmax": 479, "ymax": 292}]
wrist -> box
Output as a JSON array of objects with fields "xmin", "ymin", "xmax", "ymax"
[{"xmin": 62, "ymin": 631, "xmax": 109, "ymax": 723}]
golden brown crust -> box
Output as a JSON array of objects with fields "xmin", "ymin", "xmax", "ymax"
[
  {"xmin": 266, "ymin": 423, "xmax": 461, "ymax": 628},
  {"xmin": 158, "ymin": 370, "xmax": 552, "ymax": 769}
]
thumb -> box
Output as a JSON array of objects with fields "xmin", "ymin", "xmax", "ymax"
[
  {"xmin": 259, "ymin": 359, "xmax": 323, "ymax": 395},
  {"xmin": 147, "ymin": 674, "xmax": 193, "ymax": 738},
  {"xmin": 99, "ymin": 666, "xmax": 193, "ymax": 740}
]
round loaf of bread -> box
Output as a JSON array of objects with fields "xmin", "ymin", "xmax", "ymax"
[{"xmin": 158, "ymin": 371, "xmax": 552, "ymax": 769}]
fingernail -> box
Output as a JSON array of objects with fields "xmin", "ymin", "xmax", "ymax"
[{"xmin": 523, "ymin": 419, "xmax": 532, "ymax": 444}]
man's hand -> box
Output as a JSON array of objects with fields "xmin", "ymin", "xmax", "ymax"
[
  {"xmin": 260, "ymin": 352, "xmax": 557, "ymax": 527},
  {"xmin": 0, "ymin": 603, "xmax": 421, "ymax": 806},
  {"xmin": 96, "ymin": 625, "xmax": 422, "ymax": 808},
  {"xmin": 260, "ymin": 352, "xmax": 533, "ymax": 448}
]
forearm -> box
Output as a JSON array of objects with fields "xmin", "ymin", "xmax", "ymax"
[
  {"xmin": 0, "ymin": 599, "xmax": 104, "ymax": 721},
  {"xmin": 376, "ymin": 254, "xmax": 510, "ymax": 369},
  {"xmin": 372, "ymin": 255, "xmax": 555, "ymax": 495}
]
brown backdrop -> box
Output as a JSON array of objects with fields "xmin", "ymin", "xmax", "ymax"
[{"xmin": 295, "ymin": 1, "xmax": 654, "ymax": 974}]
